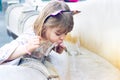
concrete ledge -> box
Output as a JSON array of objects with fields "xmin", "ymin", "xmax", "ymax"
[{"xmin": 69, "ymin": 47, "xmax": 120, "ymax": 80}]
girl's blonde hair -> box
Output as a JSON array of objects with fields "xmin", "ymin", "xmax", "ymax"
[{"xmin": 34, "ymin": 0, "xmax": 74, "ymax": 37}]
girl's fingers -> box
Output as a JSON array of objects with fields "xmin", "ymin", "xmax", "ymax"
[
  {"xmin": 53, "ymin": 42, "xmax": 66, "ymax": 54},
  {"xmin": 30, "ymin": 36, "xmax": 41, "ymax": 45},
  {"xmin": 33, "ymin": 39, "xmax": 41, "ymax": 45}
]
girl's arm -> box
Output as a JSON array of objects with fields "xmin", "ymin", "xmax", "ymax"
[
  {"xmin": 0, "ymin": 40, "xmax": 19, "ymax": 64},
  {"xmin": 7, "ymin": 45, "xmax": 29, "ymax": 60},
  {"xmin": 8, "ymin": 36, "xmax": 41, "ymax": 60},
  {"xmin": 0, "ymin": 32, "xmax": 40, "ymax": 64}
]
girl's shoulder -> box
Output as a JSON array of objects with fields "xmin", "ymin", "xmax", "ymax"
[
  {"xmin": 15, "ymin": 27, "xmax": 35, "ymax": 43},
  {"xmin": 20, "ymin": 27, "xmax": 35, "ymax": 37}
]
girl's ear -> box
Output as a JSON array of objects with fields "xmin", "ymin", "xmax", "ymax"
[
  {"xmin": 72, "ymin": 10, "xmax": 81, "ymax": 15},
  {"xmin": 41, "ymin": 26, "xmax": 47, "ymax": 38}
]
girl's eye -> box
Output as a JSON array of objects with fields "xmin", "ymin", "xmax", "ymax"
[
  {"xmin": 55, "ymin": 32, "xmax": 61, "ymax": 36},
  {"xmin": 65, "ymin": 33, "xmax": 68, "ymax": 35},
  {"xmin": 55, "ymin": 32, "xmax": 68, "ymax": 36}
]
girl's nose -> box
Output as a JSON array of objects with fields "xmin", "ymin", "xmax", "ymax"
[{"xmin": 59, "ymin": 35, "xmax": 66, "ymax": 41}]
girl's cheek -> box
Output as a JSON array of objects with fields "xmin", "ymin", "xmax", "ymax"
[{"xmin": 49, "ymin": 38, "xmax": 57, "ymax": 43}]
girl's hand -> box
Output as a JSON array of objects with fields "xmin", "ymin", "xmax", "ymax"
[
  {"xmin": 53, "ymin": 43, "xmax": 66, "ymax": 54},
  {"xmin": 25, "ymin": 36, "xmax": 41, "ymax": 54}
]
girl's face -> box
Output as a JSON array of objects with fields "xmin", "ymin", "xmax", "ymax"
[{"xmin": 44, "ymin": 27, "xmax": 67, "ymax": 44}]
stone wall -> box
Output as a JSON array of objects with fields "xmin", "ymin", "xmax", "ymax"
[{"xmin": 67, "ymin": 0, "xmax": 120, "ymax": 70}]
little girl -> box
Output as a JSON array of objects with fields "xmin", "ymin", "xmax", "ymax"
[{"xmin": 0, "ymin": 0, "xmax": 80, "ymax": 79}]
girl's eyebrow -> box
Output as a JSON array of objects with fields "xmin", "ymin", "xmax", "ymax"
[
  {"xmin": 56, "ymin": 30, "xmax": 68, "ymax": 35},
  {"xmin": 56, "ymin": 30, "xmax": 64, "ymax": 33}
]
